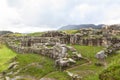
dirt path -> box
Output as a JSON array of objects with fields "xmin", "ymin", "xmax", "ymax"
[
  {"xmin": 65, "ymin": 59, "xmax": 92, "ymax": 71},
  {"xmin": 40, "ymin": 71, "xmax": 57, "ymax": 80},
  {"xmin": 40, "ymin": 58, "xmax": 92, "ymax": 79}
]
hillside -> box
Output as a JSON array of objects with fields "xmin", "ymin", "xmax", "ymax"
[
  {"xmin": 0, "ymin": 44, "xmax": 103, "ymax": 80},
  {"xmin": 1, "ymin": 43, "xmax": 120, "ymax": 80},
  {"xmin": 0, "ymin": 27, "xmax": 120, "ymax": 80},
  {"xmin": 58, "ymin": 24, "xmax": 104, "ymax": 30},
  {"xmin": 0, "ymin": 31, "xmax": 13, "ymax": 35},
  {"xmin": 99, "ymin": 56, "xmax": 120, "ymax": 80}
]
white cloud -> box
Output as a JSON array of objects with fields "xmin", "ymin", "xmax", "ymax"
[
  {"xmin": 2, "ymin": 23, "xmax": 56, "ymax": 33},
  {"xmin": 0, "ymin": 0, "xmax": 21, "ymax": 30},
  {"xmin": 0, "ymin": 0, "xmax": 120, "ymax": 32},
  {"xmin": 70, "ymin": 4, "xmax": 96, "ymax": 23},
  {"xmin": 97, "ymin": 4, "xmax": 120, "ymax": 24}
]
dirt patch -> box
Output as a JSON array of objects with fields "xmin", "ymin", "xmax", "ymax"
[{"xmin": 40, "ymin": 78, "xmax": 56, "ymax": 80}]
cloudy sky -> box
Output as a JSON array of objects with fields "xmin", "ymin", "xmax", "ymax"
[{"xmin": 0, "ymin": 0, "xmax": 120, "ymax": 33}]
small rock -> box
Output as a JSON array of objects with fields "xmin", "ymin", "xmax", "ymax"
[{"xmin": 5, "ymin": 76, "xmax": 10, "ymax": 80}]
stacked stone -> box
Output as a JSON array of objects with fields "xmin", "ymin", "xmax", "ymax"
[
  {"xmin": 20, "ymin": 37, "xmax": 60, "ymax": 47},
  {"xmin": 5, "ymin": 37, "xmax": 71, "ymax": 60},
  {"xmin": 41, "ymin": 31, "xmax": 66, "ymax": 37},
  {"xmin": 102, "ymin": 24, "xmax": 120, "ymax": 36}
]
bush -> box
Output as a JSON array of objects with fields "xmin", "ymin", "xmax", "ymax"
[{"xmin": 99, "ymin": 60, "xmax": 120, "ymax": 80}]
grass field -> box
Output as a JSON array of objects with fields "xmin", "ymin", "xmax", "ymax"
[
  {"xmin": 67, "ymin": 45, "xmax": 120, "ymax": 80},
  {"xmin": 99, "ymin": 50, "xmax": 120, "ymax": 80},
  {"xmin": 0, "ymin": 45, "xmax": 16, "ymax": 72},
  {"xmin": 69, "ymin": 45, "xmax": 103, "ymax": 79},
  {"xmin": 0, "ymin": 44, "xmax": 120, "ymax": 80},
  {"xmin": 62, "ymin": 30, "xmax": 78, "ymax": 34},
  {"xmin": 0, "ymin": 44, "xmax": 56, "ymax": 79},
  {"xmin": 16, "ymin": 53, "xmax": 55, "ymax": 78},
  {"xmin": 0, "ymin": 44, "xmax": 70, "ymax": 80},
  {"xmin": 42, "ymin": 45, "xmax": 104, "ymax": 80},
  {"xmin": 27, "ymin": 32, "xmax": 44, "ymax": 36}
]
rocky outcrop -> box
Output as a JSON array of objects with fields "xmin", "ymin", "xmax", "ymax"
[
  {"xmin": 102, "ymin": 24, "xmax": 120, "ymax": 36},
  {"xmin": 41, "ymin": 31, "xmax": 66, "ymax": 37}
]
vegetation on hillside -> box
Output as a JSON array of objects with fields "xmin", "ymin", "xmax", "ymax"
[
  {"xmin": 99, "ymin": 51, "xmax": 120, "ymax": 80},
  {"xmin": 0, "ymin": 44, "xmax": 69, "ymax": 80},
  {"xmin": 8, "ymin": 33, "xmax": 23, "ymax": 37},
  {"xmin": 62, "ymin": 30, "xmax": 78, "ymax": 34},
  {"xmin": 27, "ymin": 32, "xmax": 44, "ymax": 36},
  {"xmin": 0, "ymin": 31, "xmax": 13, "ymax": 35},
  {"xmin": 0, "ymin": 45, "xmax": 16, "ymax": 72}
]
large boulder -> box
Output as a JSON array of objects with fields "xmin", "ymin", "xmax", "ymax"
[
  {"xmin": 55, "ymin": 58, "xmax": 76, "ymax": 70},
  {"xmin": 95, "ymin": 50, "xmax": 107, "ymax": 59}
]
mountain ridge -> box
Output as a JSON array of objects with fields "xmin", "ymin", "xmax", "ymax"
[
  {"xmin": 0, "ymin": 31, "xmax": 13, "ymax": 35},
  {"xmin": 58, "ymin": 24, "xmax": 105, "ymax": 30}
]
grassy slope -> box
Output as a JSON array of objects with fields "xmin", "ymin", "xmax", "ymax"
[
  {"xmin": 44, "ymin": 45, "xmax": 104, "ymax": 80},
  {"xmin": 0, "ymin": 45, "xmax": 69, "ymax": 80},
  {"xmin": 99, "ymin": 51, "xmax": 120, "ymax": 80},
  {"xmin": 16, "ymin": 54, "xmax": 55, "ymax": 78},
  {"xmin": 1, "ymin": 44, "xmax": 120, "ymax": 80},
  {"xmin": 62, "ymin": 30, "xmax": 78, "ymax": 34},
  {"xmin": 27, "ymin": 32, "xmax": 44, "ymax": 36},
  {"xmin": 0, "ymin": 45, "xmax": 56, "ymax": 79},
  {"xmin": 0, "ymin": 45, "xmax": 16, "ymax": 72},
  {"xmin": 67, "ymin": 45, "xmax": 103, "ymax": 80},
  {"xmin": 68, "ymin": 45, "xmax": 120, "ymax": 80},
  {"xmin": 8, "ymin": 33, "xmax": 23, "ymax": 37}
]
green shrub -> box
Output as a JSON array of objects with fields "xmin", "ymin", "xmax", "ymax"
[{"xmin": 99, "ymin": 60, "xmax": 120, "ymax": 80}]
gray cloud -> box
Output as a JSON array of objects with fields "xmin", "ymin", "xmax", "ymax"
[{"xmin": 0, "ymin": 0, "xmax": 120, "ymax": 32}]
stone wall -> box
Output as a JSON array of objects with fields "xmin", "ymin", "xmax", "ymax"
[
  {"xmin": 20, "ymin": 36, "xmax": 103, "ymax": 46},
  {"xmin": 58, "ymin": 34, "xmax": 104, "ymax": 46},
  {"xmin": 5, "ymin": 38, "xmax": 70, "ymax": 60},
  {"xmin": 21, "ymin": 37, "xmax": 60, "ymax": 47},
  {"xmin": 41, "ymin": 31, "xmax": 66, "ymax": 37},
  {"xmin": 102, "ymin": 24, "xmax": 120, "ymax": 36},
  {"xmin": 10, "ymin": 36, "xmax": 120, "ymax": 48}
]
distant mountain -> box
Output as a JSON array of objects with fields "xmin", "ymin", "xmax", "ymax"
[
  {"xmin": 58, "ymin": 24, "xmax": 104, "ymax": 30},
  {"xmin": 0, "ymin": 31, "xmax": 13, "ymax": 35}
]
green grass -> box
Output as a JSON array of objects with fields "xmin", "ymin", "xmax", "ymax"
[
  {"xmin": 46, "ymin": 45, "xmax": 53, "ymax": 48},
  {"xmin": 0, "ymin": 44, "xmax": 55, "ymax": 79},
  {"xmin": 99, "ymin": 51, "xmax": 120, "ymax": 80},
  {"xmin": 67, "ymin": 50, "xmax": 73, "ymax": 57},
  {"xmin": 45, "ymin": 71, "xmax": 71, "ymax": 80},
  {"xmin": 72, "ymin": 45, "xmax": 103, "ymax": 58},
  {"xmin": 8, "ymin": 33, "xmax": 23, "ymax": 37},
  {"xmin": 16, "ymin": 54, "xmax": 55, "ymax": 78},
  {"xmin": 62, "ymin": 30, "xmax": 78, "ymax": 34},
  {"xmin": 14, "ymin": 40, "xmax": 20, "ymax": 45},
  {"xmin": 66, "ymin": 45, "xmax": 104, "ymax": 80},
  {"xmin": 27, "ymin": 32, "xmax": 44, "ymax": 36},
  {"xmin": 69, "ymin": 63, "xmax": 103, "ymax": 80},
  {"xmin": 42, "ymin": 45, "xmax": 104, "ymax": 80},
  {"xmin": 67, "ymin": 45, "xmax": 120, "ymax": 80},
  {"xmin": 0, "ymin": 45, "xmax": 17, "ymax": 72},
  {"xmin": 1, "ymin": 43, "xmax": 120, "ymax": 80},
  {"xmin": 84, "ymin": 74, "xmax": 99, "ymax": 80}
]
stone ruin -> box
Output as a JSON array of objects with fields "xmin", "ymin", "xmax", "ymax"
[
  {"xmin": 5, "ymin": 36, "xmax": 84, "ymax": 70},
  {"xmin": 41, "ymin": 31, "xmax": 66, "ymax": 37},
  {"xmin": 4, "ymin": 24, "xmax": 120, "ymax": 70},
  {"xmin": 95, "ymin": 38, "xmax": 120, "ymax": 66},
  {"xmin": 41, "ymin": 30, "xmax": 104, "ymax": 46},
  {"xmin": 102, "ymin": 24, "xmax": 120, "ymax": 37}
]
